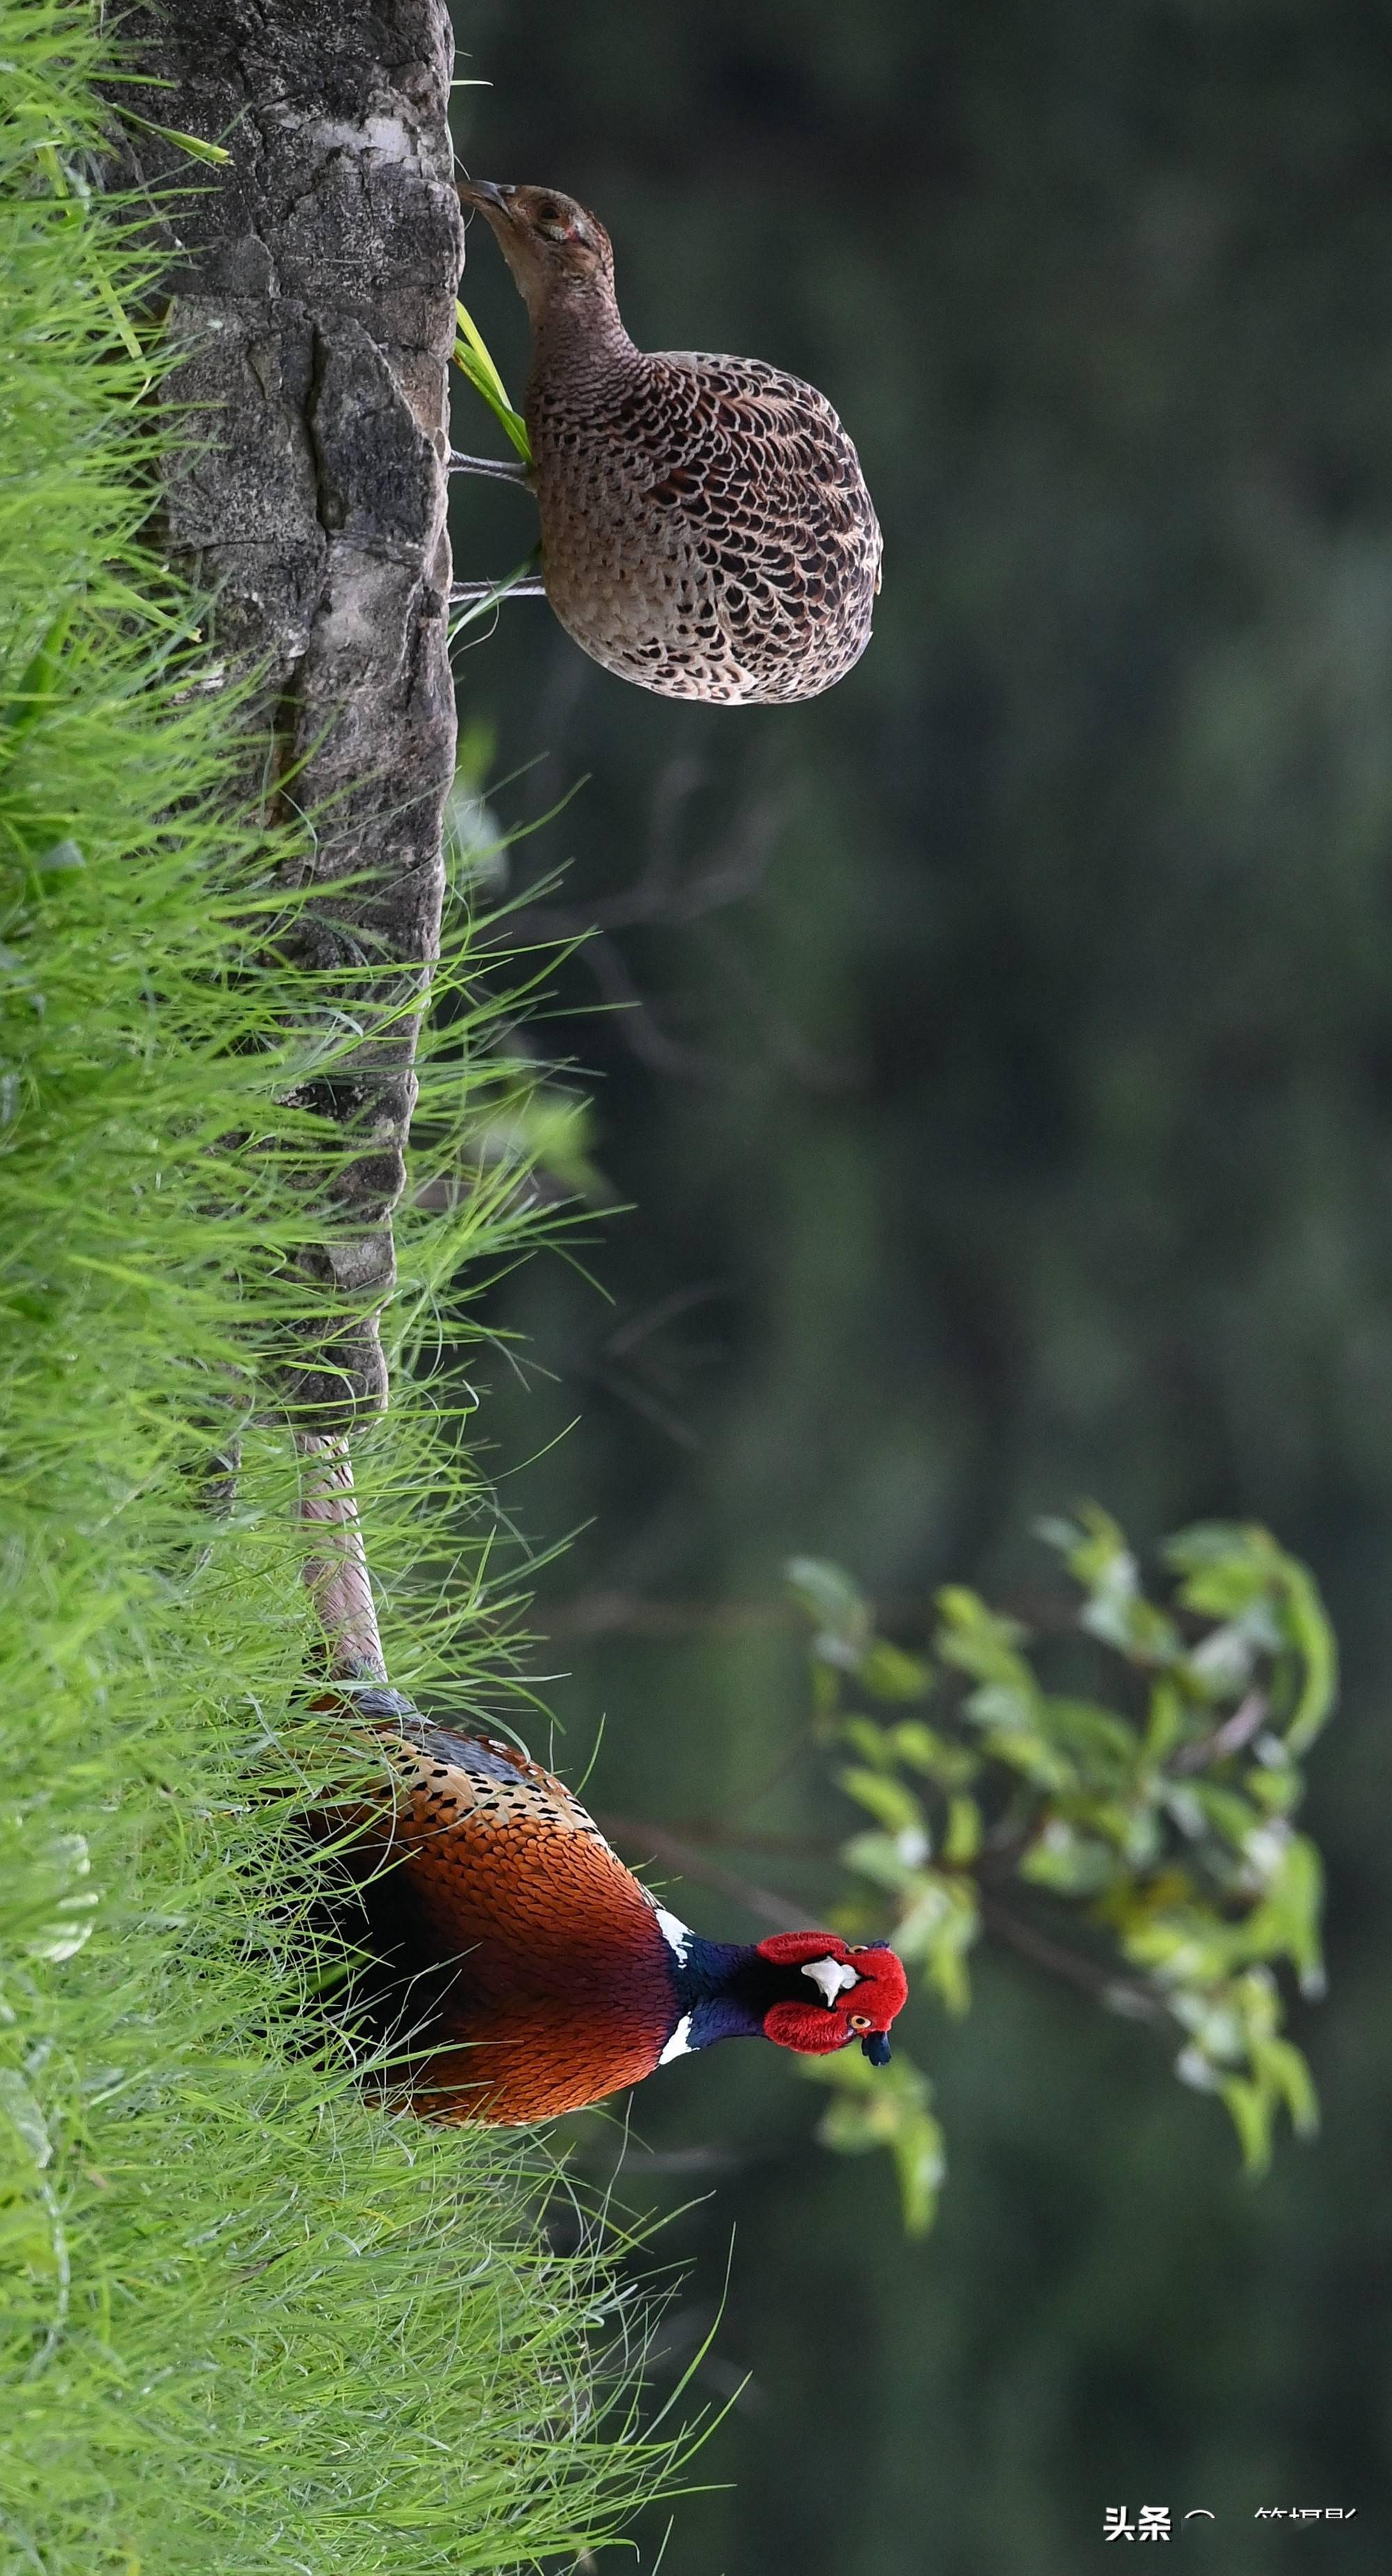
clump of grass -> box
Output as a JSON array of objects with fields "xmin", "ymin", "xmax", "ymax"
[{"xmin": 0, "ymin": 8, "xmax": 693, "ymax": 2567}]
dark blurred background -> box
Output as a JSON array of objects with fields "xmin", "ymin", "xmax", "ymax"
[{"xmin": 448, "ymin": 6, "xmax": 1391, "ymax": 2569}]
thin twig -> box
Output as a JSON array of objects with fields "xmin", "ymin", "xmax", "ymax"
[
  {"xmin": 978, "ymin": 1895, "xmax": 1169, "ymax": 2023},
  {"xmin": 598, "ymin": 1816, "xmax": 812, "ymax": 1933},
  {"xmin": 635, "ymin": 1818, "xmax": 838, "ymax": 1863},
  {"xmin": 493, "ymin": 770, "xmax": 803, "ymax": 1086},
  {"xmin": 542, "ymin": 1593, "xmax": 802, "ymax": 1638},
  {"xmin": 1169, "ymin": 1691, "xmax": 1269, "ymax": 1775}
]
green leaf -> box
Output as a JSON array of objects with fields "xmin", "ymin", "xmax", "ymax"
[
  {"xmin": 893, "ymin": 1871, "xmax": 979, "ymax": 2012},
  {"xmin": 1279, "ymin": 1556, "xmax": 1338, "ymax": 1754},
  {"xmin": 840, "ymin": 1715, "xmax": 896, "ymax": 1767},
  {"xmin": 1041, "ymin": 1500, "xmax": 1134, "ymax": 1595},
  {"xmin": 1185, "ymin": 1782, "xmax": 1260, "ymax": 1850},
  {"xmin": 815, "ymin": 2092, "xmax": 884, "ymax": 2155},
  {"xmin": 1181, "ymin": 1621, "xmax": 1263, "ymax": 1701},
  {"xmin": 1042, "ymin": 1503, "xmax": 1185, "ymax": 1660},
  {"xmin": 787, "ymin": 1556, "xmax": 873, "ymax": 1662},
  {"xmin": 811, "ymin": 1658, "xmax": 841, "ymax": 1725},
  {"xmin": 1219, "ymin": 2074, "xmax": 1274, "ymax": 2176},
  {"xmin": 1165, "ymin": 1525, "xmax": 1336, "ymax": 1751},
  {"xmin": 113, "ymin": 105, "xmax": 233, "ymax": 164},
  {"xmin": 1164, "ymin": 1520, "xmax": 1271, "ymax": 1608},
  {"xmin": 967, "ymin": 1692, "xmax": 1073, "ymax": 1790},
  {"xmin": 858, "ymin": 1639, "xmax": 933, "ymax": 1702},
  {"xmin": 1253, "ymin": 2036, "xmax": 1320, "ymax": 2140},
  {"xmin": 1036, "ymin": 1696, "xmax": 1138, "ymax": 1782},
  {"xmin": 942, "ymin": 1794, "xmax": 981, "ymax": 1864},
  {"xmin": 1079, "ymin": 1795, "xmax": 1162, "ymax": 1868},
  {"xmin": 889, "ymin": 1719, "xmax": 979, "ymax": 1786},
  {"xmin": 959, "ymin": 1675, "xmax": 1036, "ymax": 1731},
  {"xmin": 1142, "ymin": 1677, "xmax": 1187, "ymax": 1765},
  {"xmin": 802, "ymin": 2050, "xmax": 946, "ymax": 2235},
  {"xmin": 1237, "ymin": 1832, "xmax": 1326, "ymax": 1994},
  {"xmin": 1033, "ymin": 1513, "xmax": 1085, "ymax": 1555},
  {"xmin": 1276, "ymin": 1833, "xmax": 1325, "ymax": 1995},
  {"xmin": 453, "ymin": 299, "xmax": 532, "ymax": 461},
  {"xmin": 935, "ymin": 1586, "xmax": 1031, "ymax": 1680},
  {"xmin": 840, "ymin": 1829, "xmax": 927, "ymax": 1895},
  {"xmin": 837, "ymin": 1766, "xmax": 926, "ymax": 1839},
  {"xmin": 1020, "ymin": 1818, "xmax": 1119, "ymax": 1895}
]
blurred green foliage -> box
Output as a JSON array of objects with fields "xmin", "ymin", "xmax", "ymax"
[
  {"xmin": 449, "ymin": 3, "xmax": 1392, "ymax": 2563},
  {"xmin": 791, "ymin": 1512, "xmax": 1334, "ymax": 2225}
]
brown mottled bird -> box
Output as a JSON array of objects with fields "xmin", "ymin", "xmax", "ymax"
[{"xmin": 450, "ymin": 180, "xmax": 883, "ymax": 705}]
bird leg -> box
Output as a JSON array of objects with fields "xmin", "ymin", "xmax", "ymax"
[
  {"xmin": 296, "ymin": 1431, "xmax": 388, "ymax": 1686},
  {"xmin": 449, "ymin": 574, "xmax": 547, "ymax": 602},
  {"xmin": 448, "ymin": 451, "xmax": 530, "ymax": 482}
]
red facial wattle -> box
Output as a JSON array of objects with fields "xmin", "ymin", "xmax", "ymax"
[{"xmin": 755, "ymin": 1931, "xmax": 908, "ymax": 2063}]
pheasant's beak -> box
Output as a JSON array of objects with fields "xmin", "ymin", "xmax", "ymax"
[
  {"xmin": 861, "ymin": 2031, "xmax": 892, "ymax": 2067},
  {"xmin": 459, "ymin": 179, "xmax": 516, "ymax": 216}
]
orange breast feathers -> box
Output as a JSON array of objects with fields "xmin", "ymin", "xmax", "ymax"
[{"xmin": 351, "ymin": 1718, "xmax": 679, "ymax": 2124}]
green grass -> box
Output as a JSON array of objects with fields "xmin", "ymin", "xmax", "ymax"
[{"xmin": 0, "ymin": 8, "xmax": 691, "ymax": 2567}]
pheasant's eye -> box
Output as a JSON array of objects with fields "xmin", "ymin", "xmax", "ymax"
[
  {"xmin": 535, "ymin": 200, "xmax": 570, "ymax": 238},
  {"xmin": 849, "ymin": 2013, "xmax": 873, "ymax": 2033}
]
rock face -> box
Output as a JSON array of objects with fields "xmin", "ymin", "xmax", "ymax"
[{"xmin": 122, "ymin": 1, "xmax": 464, "ymax": 1428}]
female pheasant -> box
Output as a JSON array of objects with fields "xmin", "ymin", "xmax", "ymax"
[
  {"xmin": 298, "ymin": 1438, "xmax": 908, "ymax": 2126},
  {"xmin": 451, "ymin": 180, "xmax": 883, "ymax": 706}
]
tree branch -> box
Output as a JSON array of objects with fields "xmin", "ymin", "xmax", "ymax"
[
  {"xmin": 977, "ymin": 1895, "xmax": 1169, "ymax": 2024},
  {"xmin": 597, "ymin": 1816, "xmax": 814, "ymax": 1933}
]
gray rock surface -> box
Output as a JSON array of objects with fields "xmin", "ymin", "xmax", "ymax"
[{"xmin": 120, "ymin": 1, "xmax": 463, "ymax": 1428}]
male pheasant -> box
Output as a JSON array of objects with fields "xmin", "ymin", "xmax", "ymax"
[
  {"xmin": 451, "ymin": 180, "xmax": 883, "ymax": 706},
  {"xmin": 333, "ymin": 1683, "xmax": 908, "ymax": 2125},
  {"xmin": 297, "ymin": 1438, "xmax": 905, "ymax": 2123}
]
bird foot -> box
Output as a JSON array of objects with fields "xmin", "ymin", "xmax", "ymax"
[
  {"xmin": 450, "ymin": 576, "xmax": 547, "ymax": 602},
  {"xmin": 447, "ymin": 451, "xmax": 530, "ymax": 482}
]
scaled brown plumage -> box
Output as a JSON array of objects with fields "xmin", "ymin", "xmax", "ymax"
[
  {"xmin": 343, "ymin": 1710, "xmax": 675, "ymax": 2124},
  {"xmin": 456, "ymin": 180, "xmax": 883, "ymax": 705},
  {"xmin": 297, "ymin": 1374, "xmax": 908, "ymax": 2130}
]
